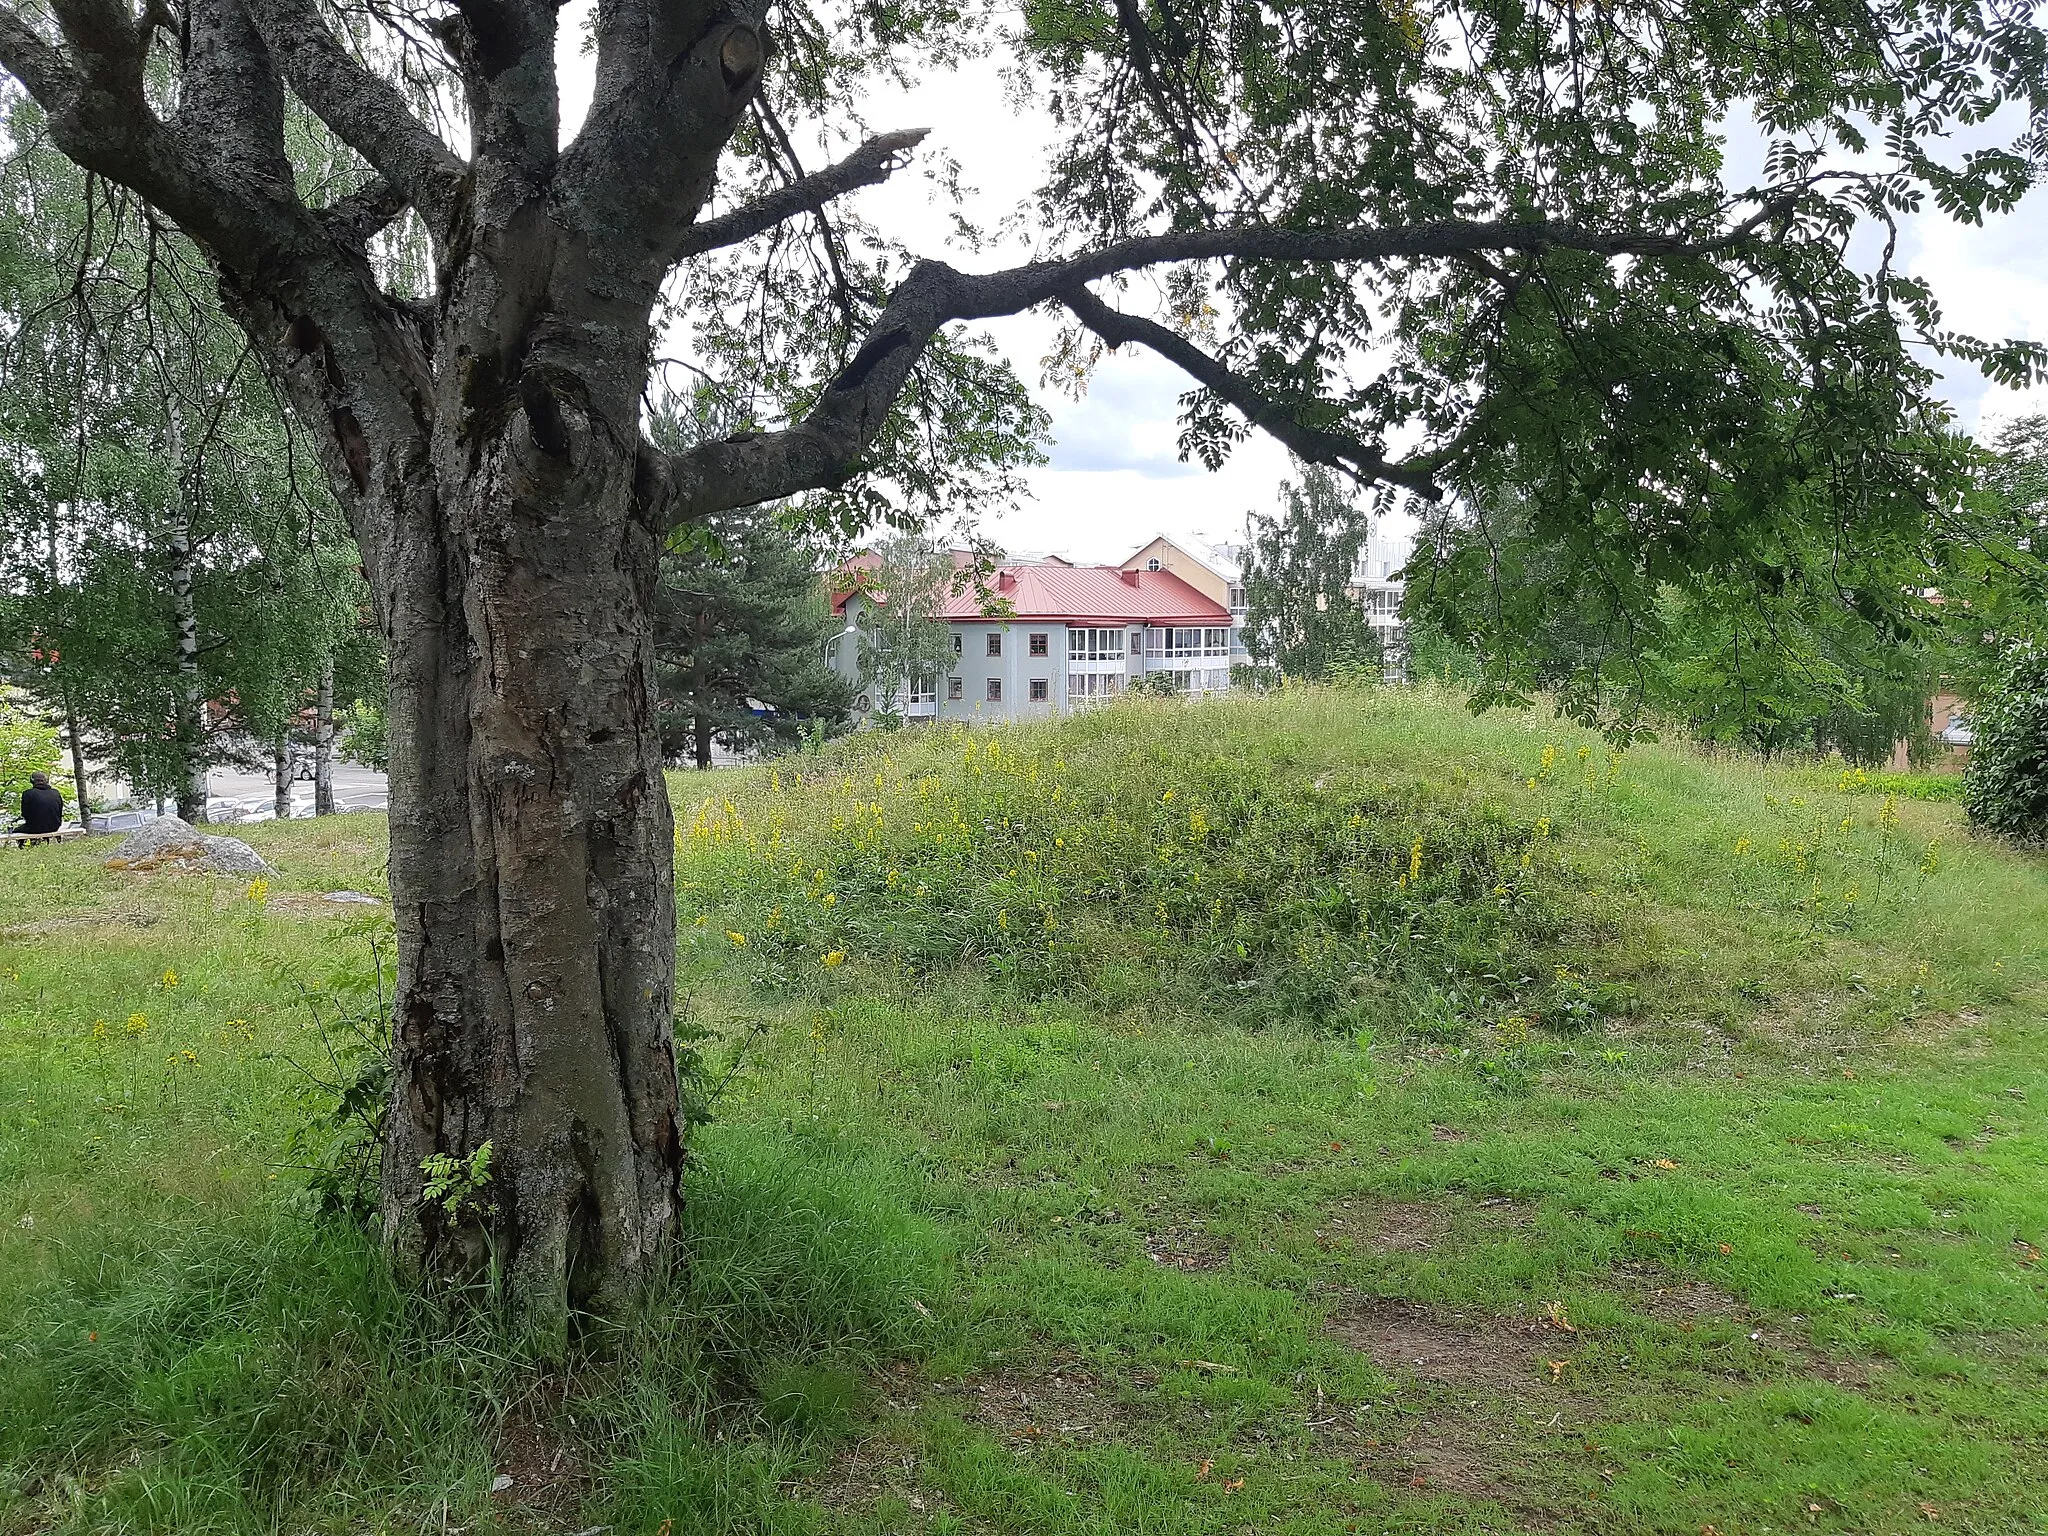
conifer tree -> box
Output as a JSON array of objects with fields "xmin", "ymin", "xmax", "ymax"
[{"xmin": 653, "ymin": 509, "xmax": 850, "ymax": 768}]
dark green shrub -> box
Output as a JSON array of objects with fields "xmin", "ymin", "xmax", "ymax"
[{"xmin": 1963, "ymin": 643, "xmax": 2048, "ymax": 844}]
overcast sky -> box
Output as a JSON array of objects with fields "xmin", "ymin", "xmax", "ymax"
[{"xmin": 561, "ymin": 17, "xmax": 2048, "ymax": 566}]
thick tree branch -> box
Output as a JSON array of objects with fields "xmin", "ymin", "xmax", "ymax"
[
  {"xmin": 558, "ymin": 2, "xmax": 766, "ymax": 281},
  {"xmin": 242, "ymin": 0, "xmax": 465, "ymax": 233},
  {"xmin": 179, "ymin": 0, "xmax": 292, "ymax": 191},
  {"xmin": 315, "ymin": 175, "xmax": 411, "ymax": 246},
  {"xmin": 0, "ymin": 8, "xmax": 76, "ymax": 106},
  {"xmin": 672, "ymin": 127, "xmax": 929, "ymax": 261},
  {"xmin": 656, "ymin": 205, "xmax": 1789, "ymax": 523},
  {"xmin": 1057, "ymin": 281, "xmax": 1444, "ymax": 500}
]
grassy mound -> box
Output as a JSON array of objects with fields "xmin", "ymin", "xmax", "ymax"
[{"xmin": 677, "ymin": 687, "xmax": 1954, "ymax": 1053}]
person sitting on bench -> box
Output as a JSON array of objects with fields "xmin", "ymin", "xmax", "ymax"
[{"xmin": 14, "ymin": 772, "xmax": 65, "ymax": 844}]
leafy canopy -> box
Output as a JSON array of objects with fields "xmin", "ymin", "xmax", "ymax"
[{"xmin": 0, "ymin": 0, "xmax": 2044, "ymax": 695}]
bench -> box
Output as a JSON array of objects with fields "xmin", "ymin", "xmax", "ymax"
[{"xmin": 6, "ymin": 827, "xmax": 85, "ymax": 849}]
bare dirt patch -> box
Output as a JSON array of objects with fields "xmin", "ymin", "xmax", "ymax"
[
  {"xmin": 487, "ymin": 1380, "xmax": 591, "ymax": 1531},
  {"xmin": 1140, "ymin": 1216, "xmax": 1230, "ymax": 1271},
  {"xmin": 1335, "ymin": 1404, "xmax": 1574, "ymax": 1518},
  {"xmin": 1327, "ymin": 1297, "xmax": 1574, "ymax": 1395},
  {"xmin": 1605, "ymin": 1263, "xmax": 1881, "ymax": 1389},
  {"xmin": 951, "ymin": 1356, "xmax": 1151, "ymax": 1445},
  {"xmin": 1316, "ymin": 1199, "xmax": 1451, "ymax": 1254}
]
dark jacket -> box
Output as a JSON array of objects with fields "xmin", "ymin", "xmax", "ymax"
[{"xmin": 19, "ymin": 784, "xmax": 64, "ymax": 835}]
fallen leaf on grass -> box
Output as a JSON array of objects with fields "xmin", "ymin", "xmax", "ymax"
[
  {"xmin": 1180, "ymin": 1358, "xmax": 1238, "ymax": 1374},
  {"xmin": 1653, "ymin": 1158, "xmax": 1680, "ymax": 1170},
  {"xmin": 1223, "ymin": 1478, "xmax": 1245, "ymax": 1493},
  {"xmin": 1196, "ymin": 1460, "xmax": 1212, "ymax": 1481},
  {"xmin": 1546, "ymin": 1359, "xmax": 1569, "ymax": 1380},
  {"xmin": 1918, "ymin": 1503, "xmax": 1941, "ymax": 1522},
  {"xmin": 1545, "ymin": 1300, "xmax": 1578, "ymax": 1332}
]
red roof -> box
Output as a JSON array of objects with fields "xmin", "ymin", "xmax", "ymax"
[{"xmin": 833, "ymin": 556, "xmax": 1229, "ymax": 625}]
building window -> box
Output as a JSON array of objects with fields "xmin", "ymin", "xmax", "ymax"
[
  {"xmin": 952, "ymin": 633, "xmax": 963, "ymax": 655},
  {"xmin": 1146, "ymin": 558, "xmax": 1162, "ymax": 571},
  {"xmin": 1029, "ymin": 632, "xmax": 1049, "ymax": 657},
  {"xmin": 1148, "ymin": 627, "xmax": 1230, "ymax": 659},
  {"xmin": 1069, "ymin": 672, "xmax": 1123, "ymax": 700},
  {"xmin": 1067, "ymin": 628, "xmax": 1125, "ymax": 660},
  {"xmin": 948, "ymin": 676, "xmax": 963, "ymax": 701},
  {"xmin": 1227, "ymin": 583, "xmax": 1246, "ymax": 613},
  {"xmin": 1131, "ymin": 629, "xmax": 1145, "ymax": 655},
  {"xmin": 986, "ymin": 678, "xmax": 1003, "ymax": 702},
  {"xmin": 1030, "ymin": 678, "xmax": 1049, "ymax": 702},
  {"xmin": 909, "ymin": 676, "xmax": 936, "ymax": 706},
  {"xmin": 986, "ymin": 632, "xmax": 1002, "ymax": 657}
]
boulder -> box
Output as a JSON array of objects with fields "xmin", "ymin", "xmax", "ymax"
[{"xmin": 105, "ymin": 815, "xmax": 275, "ymax": 876}]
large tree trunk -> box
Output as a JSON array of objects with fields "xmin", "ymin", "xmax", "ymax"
[
  {"xmin": 314, "ymin": 655, "xmax": 335, "ymax": 815},
  {"xmin": 371, "ymin": 409, "xmax": 684, "ymax": 1341}
]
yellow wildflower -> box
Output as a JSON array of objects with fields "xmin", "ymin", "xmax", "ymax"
[
  {"xmin": 161, "ymin": 969, "xmax": 179, "ymax": 989},
  {"xmin": 821, "ymin": 950, "xmax": 847, "ymax": 968},
  {"xmin": 725, "ymin": 931, "xmax": 748, "ymax": 947},
  {"xmin": 244, "ymin": 877, "xmax": 269, "ymax": 904}
]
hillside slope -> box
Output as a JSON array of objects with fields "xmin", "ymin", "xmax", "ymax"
[{"xmin": 1, "ymin": 686, "xmax": 2043, "ymax": 1536}]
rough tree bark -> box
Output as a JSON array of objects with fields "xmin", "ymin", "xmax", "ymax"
[
  {"xmin": 314, "ymin": 654, "xmax": 334, "ymax": 815},
  {"xmin": 274, "ymin": 732, "xmax": 291, "ymax": 821},
  {"xmin": 0, "ymin": 0, "xmax": 1775, "ymax": 1335}
]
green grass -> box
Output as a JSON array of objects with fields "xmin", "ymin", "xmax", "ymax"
[{"xmin": 3, "ymin": 686, "xmax": 2044, "ymax": 1535}]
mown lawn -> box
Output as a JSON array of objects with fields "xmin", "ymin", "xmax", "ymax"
[{"xmin": 2, "ymin": 687, "xmax": 2043, "ymax": 1536}]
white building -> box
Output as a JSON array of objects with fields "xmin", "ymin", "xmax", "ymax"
[
  {"xmin": 1353, "ymin": 520, "xmax": 1414, "ymax": 666},
  {"xmin": 828, "ymin": 558, "xmax": 1236, "ymax": 724}
]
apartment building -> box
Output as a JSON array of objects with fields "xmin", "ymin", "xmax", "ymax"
[
  {"xmin": 829, "ymin": 558, "xmax": 1235, "ymax": 723},
  {"xmin": 1119, "ymin": 535, "xmax": 1252, "ymax": 667},
  {"xmin": 1352, "ymin": 521, "xmax": 1414, "ymax": 667},
  {"xmin": 1121, "ymin": 525, "xmax": 1414, "ymax": 671}
]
